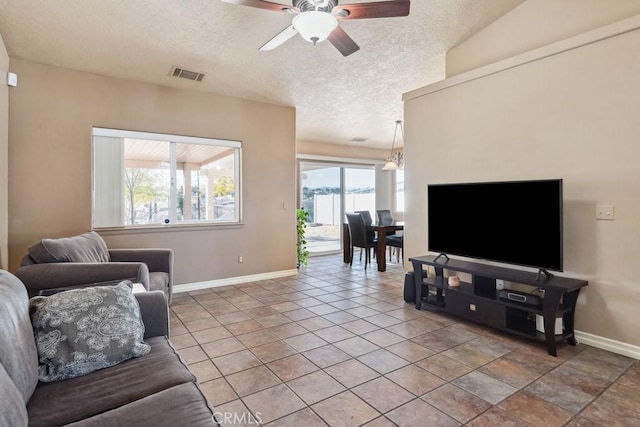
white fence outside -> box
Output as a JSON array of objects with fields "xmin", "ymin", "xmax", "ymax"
[{"xmin": 313, "ymin": 193, "xmax": 375, "ymax": 225}]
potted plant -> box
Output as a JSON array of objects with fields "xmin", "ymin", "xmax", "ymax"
[{"xmin": 296, "ymin": 207, "xmax": 310, "ymax": 268}]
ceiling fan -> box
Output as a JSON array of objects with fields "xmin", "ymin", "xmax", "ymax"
[{"xmin": 221, "ymin": 0, "xmax": 410, "ymax": 56}]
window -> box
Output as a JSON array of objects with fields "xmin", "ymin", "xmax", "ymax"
[
  {"xmin": 92, "ymin": 128, "xmax": 241, "ymax": 228},
  {"xmin": 395, "ymin": 169, "xmax": 404, "ymax": 213}
]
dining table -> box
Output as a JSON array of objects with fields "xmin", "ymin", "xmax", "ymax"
[{"xmin": 343, "ymin": 221, "xmax": 404, "ymax": 272}]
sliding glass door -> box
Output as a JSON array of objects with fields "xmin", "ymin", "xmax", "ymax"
[
  {"xmin": 300, "ymin": 164, "xmax": 341, "ymax": 253},
  {"xmin": 300, "ymin": 162, "xmax": 376, "ymax": 254},
  {"xmin": 345, "ymin": 167, "xmax": 376, "ymax": 222}
]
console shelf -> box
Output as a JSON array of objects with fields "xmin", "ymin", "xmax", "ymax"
[{"xmin": 409, "ymin": 255, "xmax": 588, "ymax": 356}]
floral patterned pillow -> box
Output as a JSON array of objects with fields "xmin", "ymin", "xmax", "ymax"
[{"xmin": 30, "ymin": 281, "xmax": 151, "ymax": 382}]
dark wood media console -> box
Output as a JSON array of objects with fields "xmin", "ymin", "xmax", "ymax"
[{"xmin": 409, "ymin": 255, "xmax": 588, "ymax": 356}]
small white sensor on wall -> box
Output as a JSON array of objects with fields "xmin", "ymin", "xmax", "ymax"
[{"xmin": 6, "ymin": 72, "xmax": 17, "ymax": 87}]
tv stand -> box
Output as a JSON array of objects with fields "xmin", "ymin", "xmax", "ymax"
[{"xmin": 409, "ymin": 255, "xmax": 588, "ymax": 356}]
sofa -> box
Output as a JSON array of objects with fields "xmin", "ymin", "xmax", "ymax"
[
  {"xmin": 0, "ymin": 270, "xmax": 219, "ymax": 427},
  {"xmin": 15, "ymin": 231, "xmax": 174, "ymax": 303}
]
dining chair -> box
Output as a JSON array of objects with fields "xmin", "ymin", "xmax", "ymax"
[
  {"xmin": 377, "ymin": 209, "xmax": 403, "ymax": 262},
  {"xmin": 355, "ymin": 210, "xmax": 373, "ymax": 225},
  {"xmin": 376, "ymin": 209, "xmax": 393, "ymax": 225},
  {"xmin": 385, "ymin": 234, "xmax": 403, "ymax": 263},
  {"xmin": 346, "ymin": 213, "xmax": 377, "ymax": 270},
  {"xmin": 355, "ymin": 210, "xmax": 375, "ymax": 257},
  {"xmin": 376, "ymin": 209, "xmax": 396, "ymax": 236}
]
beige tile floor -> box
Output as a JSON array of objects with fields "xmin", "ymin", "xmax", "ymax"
[{"xmin": 171, "ymin": 254, "xmax": 640, "ymax": 427}]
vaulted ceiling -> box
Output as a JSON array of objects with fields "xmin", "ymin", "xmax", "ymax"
[{"xmin": 0, "ymin": 0, "xmax": 523, "ymax": 149}]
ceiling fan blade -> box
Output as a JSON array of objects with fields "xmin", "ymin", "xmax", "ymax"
[
  {"xmin": 259, "ymin": 25, "xmax": 298, "ymax": 51},
  {"xmin": 221, "ymin": 0, "xmax": 293, "ymax": 13},
  {"xmin": 334, "ymin": 0, "xmax": 410, "ymax": 20},
  {"xmin": 327, "ymin": 26, "xmax": 360, "ymax": 57}
]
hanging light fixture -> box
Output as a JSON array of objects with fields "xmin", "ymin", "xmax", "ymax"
[
  {"xmin": 293, "ymin": 11, "xmax": 338, "ymax": 45},
  {"xmin": 382, "ymin": 120, "xmax": 404, "ymax": 170}
]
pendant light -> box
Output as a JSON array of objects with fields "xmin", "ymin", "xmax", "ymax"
[{"xmin": 382, "ymin": 120, "xmax": 404, "ymax": 170}]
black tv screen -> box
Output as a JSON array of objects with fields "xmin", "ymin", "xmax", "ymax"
[{"xmin": 428, "ymin": 179, "xmax": 563, "ymax": 271}]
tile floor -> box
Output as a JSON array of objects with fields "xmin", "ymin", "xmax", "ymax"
[{"xmin": 171, "ymin": 254, "xmax": 640, "ymax": 427}]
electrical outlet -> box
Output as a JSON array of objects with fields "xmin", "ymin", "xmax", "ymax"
[
  {"xmin": 596, "ymin": 204, "xmax": 615, "ymax": 220},
  {"xmin": 496, "ymin": 279, "xmax": 505, "ymax": 290},
  {"xmin": 238, "ymin": 256, "xmax": 244, "ymax": 264},
  {"xmin": 469, "ymin": 304, "xmax": 476, "ymax": 312}
]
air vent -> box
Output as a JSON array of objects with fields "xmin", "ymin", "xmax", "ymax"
[
  {"xmin": 171, "ymin": 67, "xmax": 205, "ymax": 82},
  {"xmin": 350, "ymin": 137, "xmax": 369, "ymax": 143}
]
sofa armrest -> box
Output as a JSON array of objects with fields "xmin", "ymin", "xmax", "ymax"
[
  {"xmin": 109, "ymin": 249, "xmax": 173, "ymax": 274},
  {"xmin": 14, "ymin": 262, "xmax": 150, "ymax": 294},
  {"xmin": 135, "ymin": 291, "xmax": 169, "ymax": 338},
  {"xmin": 109, "ymin": 249, "xmax": 174, "ymax": 301}
]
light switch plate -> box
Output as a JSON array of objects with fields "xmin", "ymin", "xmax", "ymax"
[{"xmin": 6, "ymin": 72, "xmax": 17, "ymax": 87}]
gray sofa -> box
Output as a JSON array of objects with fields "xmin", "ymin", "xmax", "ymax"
[
  {"xmin": 0, "ymin": 270, "xmax": 218, "ymax": 427},
  {"xmin": 15, "ymin": 231, "xmax": 174, "ymax": 303}
]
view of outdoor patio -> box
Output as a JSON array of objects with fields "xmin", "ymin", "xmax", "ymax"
[
  {"xmin": 300, "ymin": 164, "xmax": 375, "ymax": 253},
  {"xmin": 93, "ymin": 130, "xmax": 240, "ymax": 228}
]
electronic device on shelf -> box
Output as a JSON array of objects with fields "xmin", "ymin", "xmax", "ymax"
[
  {"xmin": 427, "ymin": 179, "xmax": 563, "ymax": 278},
  {"xmin": 497, "ymin": 289, "xmax": 543, "ymax": 307}
]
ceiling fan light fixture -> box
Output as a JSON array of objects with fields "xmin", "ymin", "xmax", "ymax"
[{"xmin": 293, "ymin": 11, "xmax": 338, "ymax": 45}]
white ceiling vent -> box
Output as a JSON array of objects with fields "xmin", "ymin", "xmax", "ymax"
[{"xmin": 171, "ymin": 66, "xmax": 205, "ymax": 82}]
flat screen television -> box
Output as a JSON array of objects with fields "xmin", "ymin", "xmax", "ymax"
[{"xmin": 428, "ymin": 179, "xmax": 563, "ymax": 272}]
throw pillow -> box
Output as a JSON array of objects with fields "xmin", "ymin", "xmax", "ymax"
[
  {"xmin": 28, "ymin": 231, "xmax": 110, "ymax": 264},
  {"xmin": 30, "ymin": 281, "xmax": 150, "ymax": 382}
]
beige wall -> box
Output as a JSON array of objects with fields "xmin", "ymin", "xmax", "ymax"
[
  {"xmin": 0, "ymin": 34, "xmax": 7, "ymax": 270},
  {"xmin": 8, "ymin": 59, "xmax": 297, "ymax": 284},
  {"xmin": 446, "ymin": 0, "xmax": 640, "ymax": 77},
  {"xmin": 404, "ymin": 17, "xmax": 640, "ymax": 346}
]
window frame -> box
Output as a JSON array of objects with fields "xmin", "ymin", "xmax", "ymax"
[
  {"xmin": 394, "ymin": 168, "xmax": 404, "ymax": 214},
  {"xmin": 92, "ymin": 127, "xmax": 242, "ymax": 230}
]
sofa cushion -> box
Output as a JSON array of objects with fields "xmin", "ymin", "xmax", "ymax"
[
  {"xmin": 64, "ymin": 382, "xmax": 217, "ymax": 427},
  {"xmin": 27, "ymin": 336, "xmax": 197, "ymax": 427},
  {"xmin": 0, "ymin": 363, "xmax": 28, "ymax": 427},
  {"xmin": 30, "ymin": 282, "xmax": 150, "ymax": 382},
  {"xmin": 28, "ymin": 231, "xmax": 110, "ymax": 264},
  {"xmin": 0, "ymin": 271, "xmax": 39, "ymax": 403},
  {"xmin": 149, "ymin": 271, "xmax": 169, "ymax": 294}
]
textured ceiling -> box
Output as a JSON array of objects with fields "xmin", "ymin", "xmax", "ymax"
[{"xmin": 0, "ymin": 0, "xmax": 523, "ymax": 149}]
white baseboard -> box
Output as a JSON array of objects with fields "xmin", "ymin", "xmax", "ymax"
[
  {"xmin": 575, "ymin": 330, "xmax": 640, "ymax": 360},
  {"xmin": 173, "ymin": 269, "xmax": 299, "ymax": 293}
]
